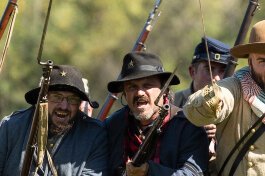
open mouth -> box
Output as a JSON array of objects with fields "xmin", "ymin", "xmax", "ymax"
[
  {"xmin": 54, "ymin": 111, "xmax": 69, "ymax": 119},
  {"xmin": 135, "ymin": 99, "xmax": 149, "ymax": 108}
]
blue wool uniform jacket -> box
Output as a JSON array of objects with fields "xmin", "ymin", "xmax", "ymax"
[
  {"xmin": 0, "ymin": 106, "xmax": 108, "ymax": 176},
  {"xmin": 104, "ymin": 106, "xmax": 209, "ymax": 176}
]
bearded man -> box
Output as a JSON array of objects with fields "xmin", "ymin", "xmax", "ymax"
[
  {"xmin": 183, "ymin": 20, "xmax": 265, "ymax": 175},
  {"xmin": 104, "ymin": 52, "xmax": 209, "ymax": 176},
  {"xmin": 0, "ymin": 65, "xmax": 108, "ymax": 176}
]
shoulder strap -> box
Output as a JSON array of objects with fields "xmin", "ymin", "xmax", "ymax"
[
  {"xmin": 46, "ymin": 150, "xmax": 58, "ymax": 176},
  {"xmin": 218, "ymin": 113, "xmax": 265, "ymax": 176},
  {"xmin": 229, "ymin": 123, "xmax": 265, "ymax": 175}
]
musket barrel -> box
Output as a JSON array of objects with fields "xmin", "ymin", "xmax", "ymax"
[
  {"xmin": 97, "ymin": 0, "xmax": 163, "ymax": 121},
  {"xmin": 223, "ymin": 0, "xmax": 259, "ymax": 78},
  {"xmin": 0, "ymin": 0, "xmax": 18, "ymax": 40}
]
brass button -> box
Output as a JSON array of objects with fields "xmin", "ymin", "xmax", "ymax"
[
  {"xmin": 251, "ymin": 129, "xmax": 256, "ymax": 133},
  {"xmin": 50, "ymin": 143, "xmax": 54, "ymax": 147},
  {"xmin": 248, "ymin": 161, "xmax": 254, "ymax": 167},
  {"xmin": 249, "ymin": 145, "xmax": 255, "ymax": 151}
]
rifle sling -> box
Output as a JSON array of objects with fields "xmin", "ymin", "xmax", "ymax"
[
  {"xmin": 46, "ymin": 150, "xmax": 58, "ymax": 176},
  {"xmin": 228, "ymin": 123, "xmax": 265, "ymax": 175},
  {"xmin": 218, "ymin": 113, "xmax": 265, "ymax": 176}
]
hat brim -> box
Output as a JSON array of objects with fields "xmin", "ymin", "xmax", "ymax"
[
  {"xmin": 108, "ymin": 72, "xmax": 180, "ymax": 93},
  {"xmin": 192, "ymin": 57, "xmax": 228, "ymax": 65},
  {"xmin": 230, "ymin": 43, "xmax": 265, "ymax": 58},
  {"xmin": 25, "ymin": 84, "xmax": 99, "ymax": 108}
]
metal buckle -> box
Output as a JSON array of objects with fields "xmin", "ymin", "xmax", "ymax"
[{"xmin": 214, "ymin": 54, "xmax": 221, "ymax": 60}]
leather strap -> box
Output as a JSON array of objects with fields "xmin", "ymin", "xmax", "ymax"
[
  {"xmin": 229, "ymin": 123, "xmax": 265, "ymax": 175},
  {"xmin": 46, "ymin": 150, "xmax": 58, "ymax": 176},
  {"xmin": 218, "ymin": 113, "xmax": 265, "ymax": 176}
]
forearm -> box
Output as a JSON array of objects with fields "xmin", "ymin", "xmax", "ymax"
[{"xmin": 183, "ymin": 84, "xmax": 234, "ymax": 126}]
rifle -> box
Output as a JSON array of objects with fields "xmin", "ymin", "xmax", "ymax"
[
  {"xmin": 20, "ymin": 61, "xmax": 53, "ymax": 176},
  {"xmin": 21, "ymin": 0, "xmax": 54, "ymax": 175},
  {"xmin": 97, "ymin": 0, "xmax": 162, "ymax": 121},
  {"xmin": 121, "ymin": 67, "xmax": 178, "ymax": 175},
  {"xmin": 130, "ymin": 104, "xmax": 169, "ymax": 167},
  {"xmin": 0, "ymin": 0, "xmax": 18, "ymax": 73},
  {"xmin": 0, "ymin": 0, "xmax": 18, "ymax": 40},
  {"xmin": 223, "ymin": 0, "xmax": 259, "ymax": 78}
]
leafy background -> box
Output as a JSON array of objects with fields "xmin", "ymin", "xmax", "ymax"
[{"xmin": 0, "ymin": 0, "xmax": 264, "ymax": 118}]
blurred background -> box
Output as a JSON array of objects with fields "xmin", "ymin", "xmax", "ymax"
[{"xmin": 0, "ymin": 0, "xmax": 264, "ymax": 118}]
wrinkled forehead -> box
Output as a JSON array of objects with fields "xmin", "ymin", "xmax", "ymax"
[{"xmin": 249, "ymin": 53, "xmax": 265, "ymax": 59}]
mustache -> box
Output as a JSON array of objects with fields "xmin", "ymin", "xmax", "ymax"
[
  {"xmin": 133, "ymin": 96, "xmax": 149, "ymax": 104},
  {"xmin": 55, "ymin": 108, "xmax": 70, "ymax": 113}
]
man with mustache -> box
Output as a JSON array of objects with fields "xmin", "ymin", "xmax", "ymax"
[
  {"xmin": 183, "ymin": 20, "xmax": 265, "ymax": 175},
  {"xmin": 104, "ymin": 51, "xmax": 209, "ymax": 176},
  {"xmin": 0, "ymin": 65, "xmax": 108, "ymax": 176}
]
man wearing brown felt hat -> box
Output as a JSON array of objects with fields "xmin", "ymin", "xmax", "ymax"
[
  {"xmin": 231, "ymin": 20, "xmax": 265, "ymax": 58},
  {"xmin": 183, "ymin": 20, "xmax": 265, "ymax": 176}
]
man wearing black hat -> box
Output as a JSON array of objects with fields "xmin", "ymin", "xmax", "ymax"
[
  {"xmin": 104, "ymin": 51, "xmax": 209, "ymax": 176},
  {"xmin": 0, "ymin": 65, "xmax": 108, "ymax": 176},
  {"xmin": 183, "ymin": 20, "xmax": 265, "ymax": 175},
  {"xmin": 174, "ymin": 36, "xmax": 231, "ymax": 175}
]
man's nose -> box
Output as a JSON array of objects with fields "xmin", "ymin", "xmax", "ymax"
[
  {"xmin": 136, "ymin": 88, "xmax": 145, "ymax": 95},
  {"xmin": 58, "ymin": 98, "xmax": 69, "ymax": 109}
]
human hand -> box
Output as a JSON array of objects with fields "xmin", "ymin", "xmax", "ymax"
[
  {"xmin": 209, "ymin": 138, "xmax": 217, "ymax": 159},
  {"xmin": 126, "ymin": 161, "xmax": 149, "ymax": 176},
  {"xmin": 202, "ymin": 82, "xmax": 223, "ymax": 113},
  {"xmin": 204, "ymin": 124, "xmax": 216, "ymax": 138}
]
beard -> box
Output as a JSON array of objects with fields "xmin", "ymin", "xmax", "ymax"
[
  {"xmin": 133, "ymin": 108, "xmax": 155, "ymax": 121},
  {"xmin": 132, "ymin": 103, "xmax": 160, "ymax": 122},
  {"xmin": 48, "ymin": 110, "xmax": 76, "ymax": 137},
  {"xmin": 251, "ymin": 67, "xmax": 265, "ymax": 91},
  {"xmin": 131, "ymin": 95, "xmax": 161, "ymax": 122}
]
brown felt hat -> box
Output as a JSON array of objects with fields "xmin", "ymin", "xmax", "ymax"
[
  {"xmin": 107, "ymin": 51, "xmax": 180, "ymax": 93},
  {"xmin": 25, "ymin": 65, "xmax": 99, "ymax": 108},
  {"xmin": 230, "ymin": 20, "xmax": 265, "ymax": 58}
]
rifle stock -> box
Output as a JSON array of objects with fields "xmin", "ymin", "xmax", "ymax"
[
  {"xmin": 97, "ymin": 0, "xmax": 162, "ymax": 121},
  {"xmin": 223, "ymin": 0, "xmax": 259, "ymax": 78},
  {"xmin": 0, "ymin": 0, "xmax": 18, "ymax": 40}
]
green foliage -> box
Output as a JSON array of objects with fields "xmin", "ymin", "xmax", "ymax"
[{"xmin": 0, "ymin": 0, "xmax": 264, "ymax": 118}]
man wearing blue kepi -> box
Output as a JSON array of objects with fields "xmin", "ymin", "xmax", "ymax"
[
  {"xmin": 0, "ymin": 65, "xmax": 108, "ymax": 176},
  {"xmin": 174, "ymin": 36, "xmax": 231, "ymax": 108},
  {"xmin": 104, "ymin": 51, "xmax": 209, "ymax": 176},
  {"xmin": 174, "ymin": 36, "xmax": 231, "ymax": 175}
]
